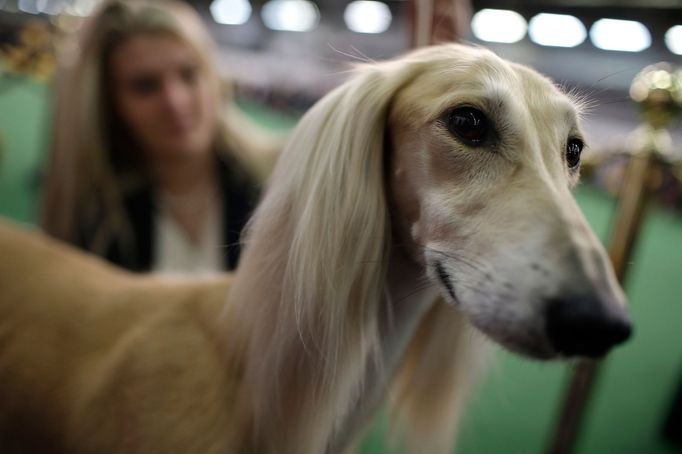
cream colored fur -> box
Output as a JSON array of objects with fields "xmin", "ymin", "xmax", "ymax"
[{"xmin": 0, "ymin": 44, "xmax": 627, "ymax": 454}]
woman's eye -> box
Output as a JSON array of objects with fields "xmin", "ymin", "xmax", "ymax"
[
  {"xmin": 447, "ymin": 107, "xmax": 489, "ymax": 147},
  {"xmin": 180, "ymin": 65, "xmax": 198, "ymax": 85},
  {"xmin": 566, "ymin": 138, "xmax": 583, "ymax": 170},
  {"xmin": 129, "ymin": 76, "xmax": 159, "ymax": 95}
]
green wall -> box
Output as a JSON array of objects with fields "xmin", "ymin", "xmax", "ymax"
[{"xmin": 0, "ymin": 76, "xmax": 50, "ymax": 224}]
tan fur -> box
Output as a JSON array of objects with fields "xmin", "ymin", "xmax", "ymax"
[
  {"xmin": 0, "ymin": 221, "xmax": 243, "ymax": 453},
  {"xmin": 0, "ymin": 44, "xmax": 629, "ymax": 454}
]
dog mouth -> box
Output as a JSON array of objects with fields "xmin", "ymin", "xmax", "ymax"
[
  {"xmin": 432, "ymin": 259, "xmax": 562, "ymax": 359},
  {"xmin": 494, "ymin": 334, "xmax": 558, "ymax": 359},
  {"xmin": 434, "ymin": 261, "xmax": 458, "ymax": 303}
]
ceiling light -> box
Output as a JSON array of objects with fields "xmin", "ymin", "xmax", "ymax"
[
  {"xmin": 39, "ymin": 0, "xmax": 64, "ymax": 15},
  {"xmin": 261, "ymin": 0, "xmax": 319, "ymax": 32},
  {"xmin": 18, "ymin": 0, "xmax": 39, "ymax": 14},
  {"xmin": 344, "ymin": 1, "xmax": 392, "ymax": 34},
  {"xmin": 65, "ymin": 0, "xmax": 97, "ymax": 17},
  {"xmin": 471, "ymin": 9, "xmax": 527, "ymax": 44},
  {"xmin": 665, "ymin": 25, "xmax": 682, "ymax": 55},
  {"xmin": 210, "ymin": 0, "xmax": 251, "ymax": 26},
  {"xmin": 590, "ymin": 19, "xmax": 651, "ymax": 52},
  {"xmin": 528, "ymin": 13, "xmax": 586, "ymax": 48}
]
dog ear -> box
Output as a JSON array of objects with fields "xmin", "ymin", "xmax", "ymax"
[
  {"xmin": 247, "ymin": 59, "xmax": 427, "ymax": 331},
  {"xmin": 230, "ymin": 60, "xmax": 426, "ymax": 453},
  {"xmin": 268, "ymin": 60, "xmax": 428, "ymax": 338}
]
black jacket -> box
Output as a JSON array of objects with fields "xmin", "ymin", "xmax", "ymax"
[{"xmin": 77, "ymin": 155, "xmax": 259, "ymax": 272}]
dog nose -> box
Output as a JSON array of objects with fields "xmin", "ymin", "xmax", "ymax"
[{"xmin": 546, "ymin": 297, "xmax": 632, "ymax": 358}]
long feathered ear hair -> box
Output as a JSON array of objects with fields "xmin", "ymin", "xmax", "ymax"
[{"xmin": 226, "ymin": 57, "xmax": 425, "ymax": 453}]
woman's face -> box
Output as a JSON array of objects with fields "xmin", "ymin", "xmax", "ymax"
[{"xmin": 110, "ymin": 33, "xmax": 217, "ymax": 161}]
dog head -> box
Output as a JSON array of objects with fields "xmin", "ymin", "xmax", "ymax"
[
  {"xmin": 248, "ymin": 43, "xmax": 631, "ymax": 370},
  {"xmin": 385, "ymin": 45, "xmax": 631, "ymax": 359}
]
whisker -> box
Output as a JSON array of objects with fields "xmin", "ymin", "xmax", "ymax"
[
  {"xmin": 349, "ymin": 45, "xmax": 376, "ymax": 64},
  {"xmin": 598, "ymin": 98, "xmax": 631, "ymax": 106},
  {"xmin": 423, "ymin": 246, "xmax": 489, "ymax": 275},
  {"xmin": 327, "ymin": 43, "xmax": 374, "ymax": 64},
  {"xmin": 590, "ymin": 66, "xmax": 643, "ymax": 87},
  {"xmin": 393, "ymin": 282, "xmax": 437, "ymax": 306}
]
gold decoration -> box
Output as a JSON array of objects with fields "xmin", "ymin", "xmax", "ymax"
[
  {"xmin": 630, "ymin": 63, "xmax": 682, "ymax": 188},
  {"xmin": 0, "ymin": 20, "xmax": 57, "ymax": 81},
  {"xmin": 629, "ymin": 62, "xmax": 682, "ymax": 133}
]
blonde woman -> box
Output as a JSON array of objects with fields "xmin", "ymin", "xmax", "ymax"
[{"xmin": 43, "ymin": 0, "xmax": 276, "ymax": 274}]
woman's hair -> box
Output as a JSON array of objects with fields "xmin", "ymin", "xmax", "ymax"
[{"xmin": 42, "ymin": 0, "xmax": 252, "ymax": 254}]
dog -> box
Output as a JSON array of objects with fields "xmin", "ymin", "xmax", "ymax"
[{"xmin": 0, "ymin": 44, "xmax": 631, "ymax": 454}]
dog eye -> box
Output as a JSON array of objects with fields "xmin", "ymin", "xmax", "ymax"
[
  {"xmin": 447, "ymin": 107, "xmax": 489, "ymax": 146},
  {"xmin": 566, "ymin": 138, "xmax": 583, "ymax": 170}
]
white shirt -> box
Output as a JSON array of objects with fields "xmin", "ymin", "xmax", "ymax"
[{"xmin": 151, "ymin": 200, "xmax": 224, "ymax": 277}]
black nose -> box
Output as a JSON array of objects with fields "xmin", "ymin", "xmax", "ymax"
[{"xmin": 546, "ymin": 298, "xmax": 632, "ymax": 358}]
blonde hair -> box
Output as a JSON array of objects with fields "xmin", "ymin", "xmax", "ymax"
[
  {"xmin": 42, "ymin": 0, "xmax": 249, "ymax": 255},
  {"xmin": 226, "ymin": 45, "xmax": 488, "ymax": 453}
]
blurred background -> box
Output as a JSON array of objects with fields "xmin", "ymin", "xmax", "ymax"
[{"xmin": 0, "ymin": 0, "xmax": 681, "ymax": 452}]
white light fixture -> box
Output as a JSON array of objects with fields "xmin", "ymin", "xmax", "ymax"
[
  {"xmin": 18, "ymin": 0, "xmax": 39, "ymax": 14},
  {"xmin": 471, "ymin": 9, "xmax": 527, "ymax": 44},
  {"xmin": 210, "ymin": 0, "xmax": 251, "ymax": 25},
  {"xmin": 528, "ymin": 13, "xmax": 586, "ymax": 48},
  {"xmin": 261, "ymin": 0, "xmax": 319, "ymax": 32},
  {"xmin": 344, "ymin": 1, "xmax": 392, "ymax": 34},
  {"xmin": 589, "ymin": 19, "xmax": 651, "ymax": 52},
  {"xmin": 39, "ymin": 0, "xmax": 64, "ymax": 15},
  {"xmin": 65, "ymin": 0, "xmax": 98, "ymax": 17},
  {"xmin": 665, "ymin": 25, "xmax": 682, "ymax": 55}
]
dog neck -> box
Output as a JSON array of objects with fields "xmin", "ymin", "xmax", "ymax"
[
  {"xmin": 381, "ymin": 245, "xmax": 439, "ymax": 380},
  {"xmin": 328, "ymin": 244, "xmax": 439, "ymax": 452}
]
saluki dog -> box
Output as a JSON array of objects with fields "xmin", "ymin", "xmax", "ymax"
[{"xmin": 0, "ymin": 44, "xmax": 631, "ymax": 453}]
